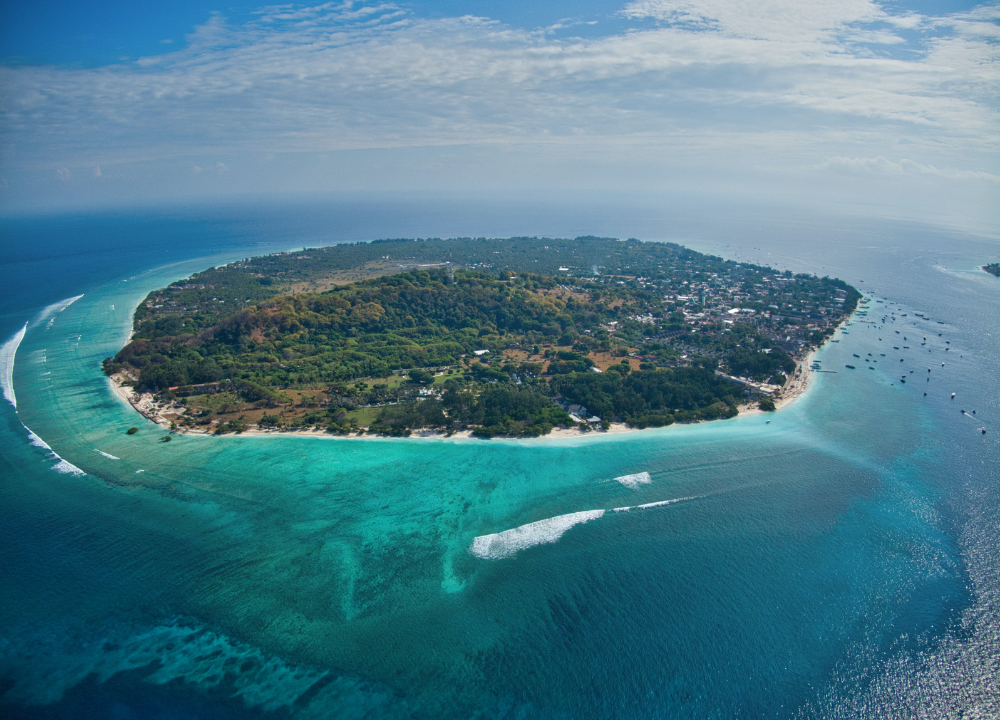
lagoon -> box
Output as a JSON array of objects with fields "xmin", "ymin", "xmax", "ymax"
[{"xmin": 1, "ymin": 200, "xmax": 998, "ymax": 718}]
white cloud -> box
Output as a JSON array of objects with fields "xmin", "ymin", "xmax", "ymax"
[
  {"xmin": 622, "ymin": 0, "xmax": 888, "ymax": 41},
  {"xmin": 55, "ymin": 167, "xmax": 71, "ymax": 181},
  {"xmin": 0, "ymin": 0, "xmax": 997, "ymax": 216},
  {"xmin": 93, "ymin": 166, "xmax": 102, "ymax": 177},
  {"xmin": 884, "ymin": 13, "xmax": 923, "ymax": 29},
  {"xmin": 818, "ymin": 156, "xmax": 1000, "ymax": 181}
]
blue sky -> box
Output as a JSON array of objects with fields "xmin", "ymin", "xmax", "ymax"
[
  {"xmin": 0, "ymin": 1, "xmax": 641, "ymax": 65},
  {"xmin": 1, "ymin": 0, "xmax": 997, "ymax": 230},
  {"xmin": 1, "ymin": 0, "xmax": 987, "ymax": 65}
]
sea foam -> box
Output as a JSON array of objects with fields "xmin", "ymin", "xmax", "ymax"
[
  {"xmin": 470, "ymin": 509, "xmax": 605, "ymax": 559},
  {"xmin": 23, "ymin": 424, "xmax": 86, "ymax": 476},
  {"xmin": 613, "ymin": 471, "xmax": 652, "ymax": 489},
  {"xmin": 34, "ymin": 294, "xmax": 83, "ymax": 329},
  {"xmin": 613, "ymin": 496, "xmax": 698, "ymax": 512},
  {"xmin": 94, "ymin": 449, "xmax": 120, "ymax": 460},
  {"xmin": 26, "ymin": 428, "xmax": 52, "ymax": 449},
  {"xmin": 52, "ymin": 459, "xmax": 86, "ymax": 475},
  {"xmin": 1, "ymin": 323, "xmax": 28, "ymax": 409},
  {"xmin": 1, "ymin": 294, "xmax": 82, "ymax": 409}
]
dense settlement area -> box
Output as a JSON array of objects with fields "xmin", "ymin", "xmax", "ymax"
[{"xmin": 104, "ymin": 237, "xmax": 861, "ymax": 437}]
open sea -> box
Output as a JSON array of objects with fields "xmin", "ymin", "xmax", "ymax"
[{"xmin": 1, "ymin": 198, "xmax": 998, "ymax": 718}]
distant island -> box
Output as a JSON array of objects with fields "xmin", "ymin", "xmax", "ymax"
[
  {"xmin": 984, "ymin": 263, "xmax": 1000, "ymax": 278},
  {"xmin": 104, "ymin": 237, "xmax": 860, "ymax": 438}
]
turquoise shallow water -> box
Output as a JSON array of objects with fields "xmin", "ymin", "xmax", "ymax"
[{"xmin": 1, "ymin": 203, "xmax": 998, "ymax": 718}]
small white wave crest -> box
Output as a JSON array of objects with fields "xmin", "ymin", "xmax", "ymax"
[
  {"xmin": 470, "ymin": 510, "xmax": 605, "ymax": 560},
  {"xmin": 94, "ymin": 449, "xmax": 120, "ymax": 460},
  {"xmin": 614, "ymin": 496, "xmax": 698, "ymax": 513},
  {"xmin": 613, "ymin": 471, "xmax": 652, "ymax": 489},
  {"xmin": 1, "ymin": 323, "xmax": 28, "ymax": 409}
]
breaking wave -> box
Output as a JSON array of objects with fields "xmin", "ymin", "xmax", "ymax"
[
  {"xmin": 613, "ymin": 496, "xmax": 698, "ymax": 512},
  {"xmin": 52, "ymin": 459, "xmax": 86, "ymax": 475},
  {"xmin": 472, "ymin": 496, "xmax": 698, "ymax": 560},
  {"xmin": 94, "ymin": 449, "xmax": 120, "ymax": 460},
  {"xmin": 612, "ymin": 471, "xmax": 652, "ymax": 489},
  {"xmin": 470, "ymin": 510, "xmax": 605, "ymax": 559},
  {"xmin": 34, "ymin": 294, "xmax": 84, "ymax": 329},
  {"xmin": 1, "ymin": 323, "xmax": 28, "ymax": 409},
  {"xmin": 26, "ymin": 428, "xmax": 52, "ymax": 449},
  {"xmin": 1, "ymin": 295, "xmax": 83, "ymax": 410},
  {"xmin": 22, "ymin": 425, "xmax": 86, "ymax": 476}
]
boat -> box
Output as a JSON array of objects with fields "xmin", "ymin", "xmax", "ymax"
[{"xmin": 845, "ymin": 365, "xmax": 856, "ymax": 369}]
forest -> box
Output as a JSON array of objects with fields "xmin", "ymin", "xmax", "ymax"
[{"xmin": 105, "ymin": 237, "xmax": 860, "ymax": 437}]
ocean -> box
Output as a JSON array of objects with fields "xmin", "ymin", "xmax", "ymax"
[{"xmin": 1, "ymin": 199, "xmax": 998, "ymax": 718}]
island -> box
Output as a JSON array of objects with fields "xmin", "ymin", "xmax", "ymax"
[
  {"xmin": 103, "ymin": 237, "xmax": 861, "ymax": 438},
  {"xmin": 984, "ymin": 263, "xmax": 1000, "ymax": 278}
]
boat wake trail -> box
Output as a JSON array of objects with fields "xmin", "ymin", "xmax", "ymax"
[{"xmin": 1, "ymin": 323, "xmax": 28, "ymax": 409}]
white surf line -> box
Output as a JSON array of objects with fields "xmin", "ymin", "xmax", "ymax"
[
  {"xmin": 0, "ymin": 295, "xmax": 89, "ymax": 475},
  {"xmin": 470, "ymin": 510, "xmax": 606, "ymax": 559},
  {"xmin": 21, "ymin": 424, "xmax": 86, "ymax": 476},
  {"xmin": 94, "ymin": 449, "xmax": 120, "ymax": 460},
  {"xmin": 33, "ymin": 294, "xmax": 84, "ymax": 329},
  {"xmin": 612, "ymin": 471, "xmax": 652, "ymax": 489},
  {"xmin": 0, "ymin": 323, "xmax": 28, "ymax": 409},
  {"xmin": 1, "ymin": 295, "xmax": 83, "ymax": 408},
  {"xmin": 612, "ymin": 496, "xmax": 699, "ymax": 513},
  {"xmin": 25, "ymin": 426, "xmax": 52, "ymax": 449},
  {"xmin": 52, "ymin": 459, "xmax": 87, "ymax": 475},
  {"xmin": 471, "ymin": 495, "xmax": 700, "ymax": 560}
]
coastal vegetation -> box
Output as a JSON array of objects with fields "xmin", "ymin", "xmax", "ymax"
[
  {"xmin": 104, "ymin": 237, "xmax": 859, "ymax": 437},
  {"xmin": 984, "ymin": 263, "xmax": 1000, "ymax": 278}
]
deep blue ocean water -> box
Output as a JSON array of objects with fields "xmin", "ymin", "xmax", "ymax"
[{"xmin": 1, "ymin": 199, "xmax": 998, "ymax": 718}]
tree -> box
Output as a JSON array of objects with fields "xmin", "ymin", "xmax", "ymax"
[{"xmin": 408, "ymin": 369, "xmax": 433, "ymax": 384}]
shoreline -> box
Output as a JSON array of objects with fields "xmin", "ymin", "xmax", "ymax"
[
  {"xmin": 106, "ymin": 344, "xmax": 821, "ymax": 443},
  {"xmin": 735, "ymin": 348, "xmax": 816, "ymax": 418}
]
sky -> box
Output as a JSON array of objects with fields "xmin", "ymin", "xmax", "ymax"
[{"xmin": 0, "ymin": 0, "xmax": 997, "ymax": 231}]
